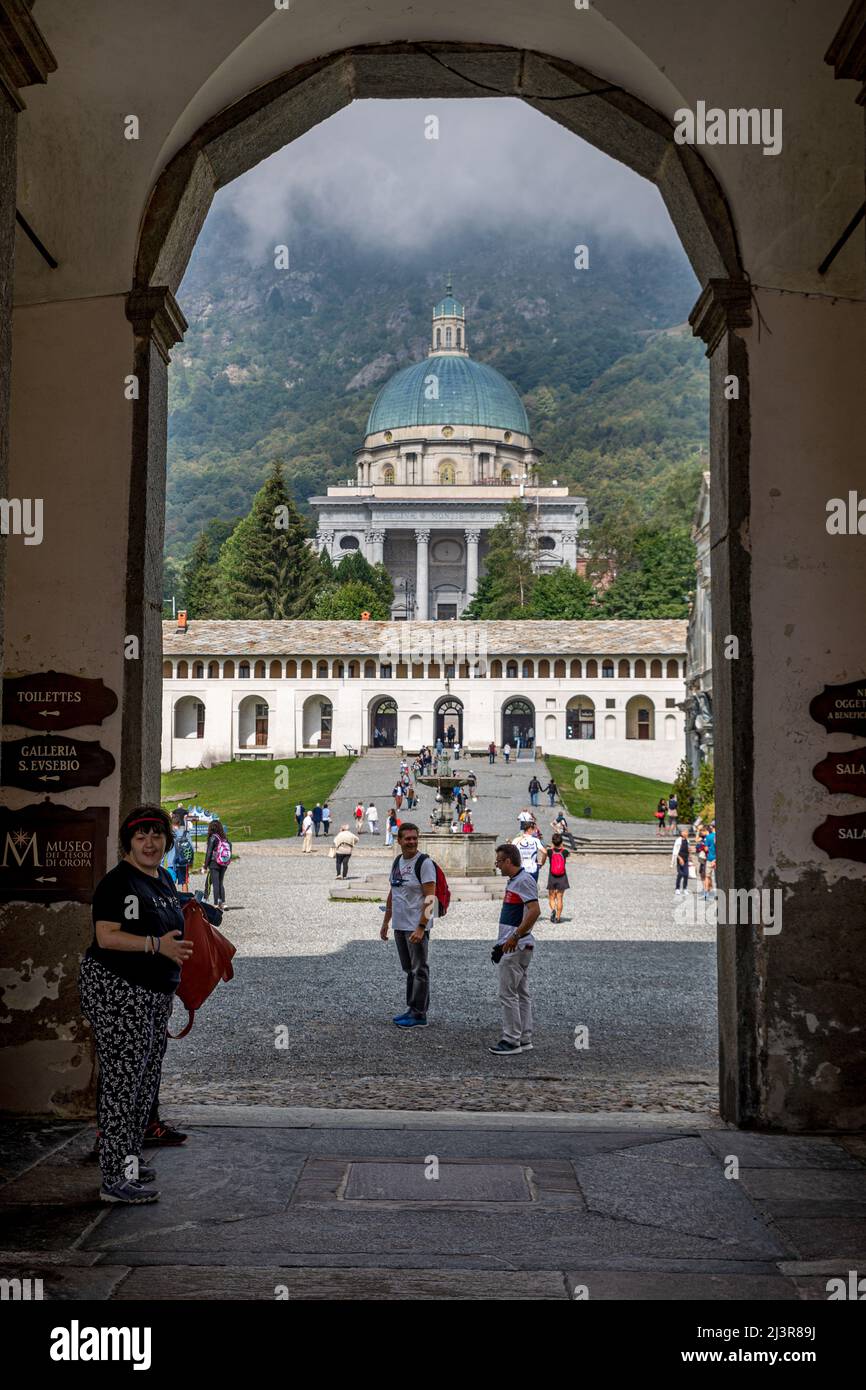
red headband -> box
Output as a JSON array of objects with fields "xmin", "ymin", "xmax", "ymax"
[{"xmin": 127, "ymin": 816, "xmax": 167, "ymax": 830}]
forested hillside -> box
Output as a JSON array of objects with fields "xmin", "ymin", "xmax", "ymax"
[{"xmin": 166, "ymin": 199, "xmax": 708, "ymax": 575}]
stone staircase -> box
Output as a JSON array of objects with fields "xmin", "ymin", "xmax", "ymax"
[
  {"xmin": 571, "ymin": 835, "xmax": 675, "ymax": 856},
  {"xmin": 332, "ymin": 873, "xmax": 503, "ymax": 903}
]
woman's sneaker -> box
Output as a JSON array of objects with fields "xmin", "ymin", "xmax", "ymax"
[
  {"xmin": 143, "ymin": 1120, "xmax": 187, "ymax": 1146},
  {"xmin": 100, "ymin": 1178, "xmax": 159, "ymax": 1204}
]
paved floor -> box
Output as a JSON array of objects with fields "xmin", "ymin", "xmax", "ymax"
[
  {"xmin": 163, "ymin": 848, "xmax": 717, "ymax": 1111},
  {"xmin": 2, "ymin": 1108, "xmax": 864, "ymax": 1300}
]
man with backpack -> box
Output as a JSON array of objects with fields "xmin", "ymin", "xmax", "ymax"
[
  {"xmin": 168, "ymin": 809, "xmax": 194, "ymax": 892},
  {"xmin": 380, "ymin": 822, "xmax": 444, "ymax": 1028},
  {"xmin": 528, "ymin": 775, "xmax": 541, "ymax": 807}
]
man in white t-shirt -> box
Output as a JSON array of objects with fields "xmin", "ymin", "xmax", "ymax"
[
  {"xmin": 380, "ymin": 822, "xmax": 437, "ymax": 1028},
  {"xmin": 302, "ymin": 811, "xmax": 314, "ymax": 854},
  {"xmin": 491, "ymin": 843, "xmax": 540, "ymax": 1054},
  {"xmin": 511, "ymin": 825, "xmax": 547, "ymax": 882},
  {"xmin": 366, "ymin": 802, "xmax": 379, "ymax": 835}
]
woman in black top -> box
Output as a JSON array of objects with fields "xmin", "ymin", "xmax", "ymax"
[{"xmin": 79, "ymin": 805, "xmax": 193, "ymax": 1205}]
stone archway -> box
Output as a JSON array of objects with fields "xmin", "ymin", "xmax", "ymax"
[{"xmin": 124, "ymin": 45, "xmax": 753, "ymax": 1125}]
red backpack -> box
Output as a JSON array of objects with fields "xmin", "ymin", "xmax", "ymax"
[
  {"xmin": 550, "ymin": 849, "xmax": 567, "ymax": 876},
  {"xmin": 392, "ymin": 852, "xmax": 451, "ymax": 918}
]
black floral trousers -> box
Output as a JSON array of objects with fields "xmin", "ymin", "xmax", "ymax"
[{"xmin": 79, "ymin": 956, "xmax": 173, "ymax": 1186}]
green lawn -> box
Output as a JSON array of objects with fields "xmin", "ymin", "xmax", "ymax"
[
  {"xmin": 546, "ymin": 755, "xmax": 671, "ymax": 825},
  {"xmin": 160, "ymin": 757, "xmax": 354, "ymax": 842}
]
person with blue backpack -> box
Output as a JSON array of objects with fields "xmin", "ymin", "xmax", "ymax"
[
  {"xmin": 380, "ymin": 822, "xmax": 449, "ymax": 1028},
  {"xmin": 203, "ymin": 818, "xmax": 232, "ymax": 909},
  {"xmin": 167, "ymin": 809, "xmax": 195, "ymax": 892}
]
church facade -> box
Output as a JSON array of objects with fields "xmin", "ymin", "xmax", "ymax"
[{"xmin": 309, "ymin": 284, "xmax": 588, "ymax": 619}]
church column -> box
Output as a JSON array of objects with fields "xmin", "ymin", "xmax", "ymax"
[
  {"xmin": 367, "ymin": 529, "xmax": 385, "ymax": 565},
  {"xmin": 465, "ymin": 528, "xmax": 481, "ymax": 605},
  {"xmin": 415, "ymin": 528, "xmax": 430, "ymax": 619},
  {"xmin": 562, "ymin": 529, "xmax": 578, "ymax": 568}
]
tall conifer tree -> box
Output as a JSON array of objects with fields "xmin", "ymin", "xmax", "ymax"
[{"xmin": 216, "ymin": 463, "xmax": 318, "ymax": 618}]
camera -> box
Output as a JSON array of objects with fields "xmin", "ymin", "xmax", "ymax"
[{"xmin": 491, "ymin": 943, "xmax": 504, "ymax": 965}]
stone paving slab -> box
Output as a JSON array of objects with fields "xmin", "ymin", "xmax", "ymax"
[
  {"xmin": 564, "ymin": 1270, "xmax": 798, "ymax": 1300},
  {"xmin": 701, "ymin": 1132, "xmax": 865, "ymax": 1170},
  {"xmin": 171, "ymin": 1104, "xmax": 723, "ymax": 1130},
  {"xmin": 768, "ymin": 1218, "xmax": 866, "ymax": 1260},
  {"xmin": 342, "ymin": 1159, "xmax": 534, "ymax": 1203},
  {"xmin": 111, "ymin": 1266, "xmax": 570, "ymax": 1300}
]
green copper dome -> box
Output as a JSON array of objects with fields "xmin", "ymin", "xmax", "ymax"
[
  {"xmin": 366, "ymin": 355, "xmax": 530, "ymax": 436},
  {"xmin": 434, "ymin": 294, "xmax": 464, "ymax": 317}
]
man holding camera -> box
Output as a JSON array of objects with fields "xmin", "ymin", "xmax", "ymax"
[{"xmin": 490, "ymin": 844, "xmax": 540, "ymax": 1055}]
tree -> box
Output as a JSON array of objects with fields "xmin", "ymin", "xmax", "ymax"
[
  {"xmin": 182, "ymin": 519, "xmax": 238, "ymax": 618},
  {"xmin": 527, "ymin": 566, "xmax": 596, "ymax": 619},
  {"xmin": 461, "ymin": 498, "xmax": 537, "ymax": 618},
  {"xmin": 695, "ymin": 758, "xmax": 715, "ymax": 821},
  {"xmin": 312, "ymin": 580, "xmax": 390, "ymax": 620},
  {"xmin": 597, "ymin": 527, "xmax": 694, "ymax": 619},
  {"xmin": 671, "ymin": 758, "xmax": 696, "ymax": 825},
  {"xmin": 333, "ymin": 551, "xmax": 394, "ymax": 610},
  {"xmin": 215, "ymin": 462, "xmax": 318, "ymax": 618}
]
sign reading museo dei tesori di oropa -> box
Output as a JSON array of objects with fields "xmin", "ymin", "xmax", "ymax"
[
  {"xmin": 810, "ymin": 677, "xmax": 866, "ymax": 863},
  {"xmin": 0, "ymin": 802, "xmax": 110, "ymax": 903}
]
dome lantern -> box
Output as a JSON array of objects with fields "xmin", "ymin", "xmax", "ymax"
[{"xmin": 430, "ymin": 273, "xmax": 468, "ymax": 356}]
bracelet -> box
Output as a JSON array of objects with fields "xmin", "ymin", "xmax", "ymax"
[
  {"xmin": 155, "ymin": 935, "xmax": 161, "ymax": 954},
  {"xmin": 145, "ymin": 935, "xmax": 152, "ymax": 954}
]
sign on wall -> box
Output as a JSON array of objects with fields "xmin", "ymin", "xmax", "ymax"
[
  {"xmin": 0, "ymin": 802, "xmax": 110, "ymax": 903},
  {"xmin": 809, "ymin": 678, "xmax": 866, "ymax": 738},
  {"xmin": 0, "ymin": 737, "xmax": 116, "ymax": 792},
  {"xmin": 811, "ymin": 748, "xmax": 866, "ymax": 798},
  {"xmin": 813, "ymin": 812, "xmax": 866, "ymax": 865},
  {"xmin": 2, "ymin": 671, "xmax": 118, "ymax": 731}
]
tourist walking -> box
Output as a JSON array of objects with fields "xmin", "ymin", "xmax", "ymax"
[
  {"xmin": 295, "ymin": 802, "xmax": 305, "ymax": 836},
  {"xmin": 704, "ymin": 822, "xmax": 717, "ymax": 896},
  {"xmin": 488, "ymin": 740, "xmax": 496, "ymax": 764},
  {"xmin": 79, "ymin": 805, "xmax": 194, "ymax": 1204},
  {"xmin": 518, "ymin": 807, "xmax": 532, "ymax": 832},
  {"xmin": 672, "ymin": 828, "xmax": 690, "ymax": 894},
  {"xmin": 354, "ymin": 802, "xmax": 364, "ymax": 834},
  {"xmin": 322, "ymin": 803, "xmax": 331, "ymax": 836},
  {"xmin": 511, "ymin": 824, "xmax": 546, "ymax": 882},
  {"xmin": 302, "ymin": 809, "xmax": 315, "ymax": 853},
  {"xmin": 385, "ymin": 807, "xmax": 398, "ymax": 847},
  {"xmin": 490, "ymin": 843, "xmax": 540, "ymax": 1055},
  {"xmin": 544, "ymin": 778, "xmax": 558, "ymax": 807},
  {"xmin": 655, "ymin": 797, "xmax": 667, "ymax": 836},
  {"xmin": 333, "ymin": 824, "xmax": 358, "ymax": 879},
  {"xmin": 366, "ymin": 802, "xmax": 379, "ymax": 835},
  {"xmin": 167, "ymin": 809, "xmax": 193, "ymax": 893},
  {"xmin": 204, "ymin": 819, "xmax": 232, "ymax": 908},
  {"xmin": 393, "ymin": 783, "xmax": 403, "ymax": 811},
  {"xmin": 667, "ymin": 792, "xmax": 679, "ymax": 836},
  {"xmin": 528, "ymin": 775, "xmax": 541, "ymax": 807},
  {"xmin": 312, "ymin": 803, "xmax": 323, "ymax": 837},
  {"xmin": 546, "ymin": 834, "xmax": 571, "ymax": 922},
  {"xmin": 380, "ymin": 822, "xmax": 436, "ymax": 1028},
  {"xmin": 695, "ymin": 827, "xmax": 708, "ymax": 893},
  {"xmin": 551, "ymin": 809, "xmax": 569, "ymax": 838},
  {"xmin": 503, "ymin": 742, "xmax": 511, "ymax": 764}
]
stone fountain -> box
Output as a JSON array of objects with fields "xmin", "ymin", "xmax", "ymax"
[{"xmin": 416, "ymin": 749, "xmax": 498, "ymax": 876}]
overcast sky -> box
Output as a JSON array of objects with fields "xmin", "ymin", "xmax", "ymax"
[{"xmin": 219, "ymin": 98, "xmax": 680, "ymax": 261}]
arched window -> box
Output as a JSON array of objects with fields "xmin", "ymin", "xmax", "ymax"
[
  {"xmin": 208, "ymin": 661, "xmax": 219, "ymax": 679},
  {"xmin": 192, "ymin": 661, "xmax": 204, "ymax": 679},
  {"xmin": 300, "ymin": 659, "xmax": 313, "ymax": 678},
  {"xmin": 223, "ymin": 660, "xmax": 235, "ymax": 678},
  {"xmin": 339, "ymin": 535, "xmax": 359, "ymax": 551},
  {"xmin": 364, "ymin": 659, "xmax": 376, "ymax": 679},
  {"xmin": 634, "ymin": 659, "xmax": 646, "ymax": 679},
  {"xmin": 239, "ymin": 661, "xmax": 250, "ymax": 679},
  {"xmin": 506, "ymin": 660, "xmax": 518, "ymax": 679},
  {"xmin": 522, "ymin": 660, "xmax": 534, "ymax": 678},
  {"xmin": 317, "ymin": 661, "xmax": 328, "ymax": 679},
  {"xmin": 254, "ymin": 660, "xmax": 266, "ymax": 679},
  {"xmin": 177, "ymin": 660, "xmax": 188, "ymax": 679},
  {"xmin": 618, "ymin": 659, "xmax": 630, "ymax": 678},
  {"xmin": 570, "ymin": 659, "xmax": 581, "ymax": 678},
  {"xmin": 382, "ymin": 465, "xmax": 395, "ymax": 485},
  {"xmin": 539, "ymin": 659, "xmax": 550, "ymax": 678},
  {"xmin": 435, "ymin": 328, "xmax": 441, "ymax": 348},
  {"xmin": 538, "ymin": 536, "xmax": 556, "ymax": 551},
  {"xmin": 626, "ymin": 696, "xmax": 656, "ymax": 740},
  {"xmin": 586, "ymin": 659, "xmax": 598, "ymax": 678},
  {"xmin": 269, "ymin": 660, "xmax": 282, "ymax": 678},
  {"xmin": 162, "ymin": 661, "xmax": 172, "ymax": 678},
  {"xmin": 554, "ymin": 659, "xmax": 566, "ymax": 678},
  {"xmin": 411, "ymin": 663, "xmax": 424, "ymax": 679},
  {"xmin": 174, "ymin": 696, "xmax": 205, "ymax": 740},
  {"xmin": 650, "ymin": 659, "xmax": 663, "ymax": 679},
  {"xmin": 667, "ymin": 659, "xmax": 680, "ymax": 678},
  {"xmin": 501, "ymin": 469, "xmax": 512, "ymax": 485},
  {"xmin": 286, "ymin": 660, "xmax": 297, "ymax": 679},
  {"xmin": 348, "ymin": 661, "xmax": 360, "ymax": 679},
  {"xmin": 566, "ymin": 696, "xmax": 595, "ymax": 741},
  {"xmin": 456, "ymin": 327, "xmax": 462, "ymax": 348},
  {"xmin": 439, "ymin": 461, "xmax": 455, "ymax": 485},
  {"xmin": 445, "ymin": 326, "xmax": 452, "ymax": 347},
  {"xmin": 602, "ymin": 660, "xmax": 615, "ymax": 679},
  {"xmin": 491, "ymin": 660, "xmax": 503, "ymax": 678},
  {"xmin": 333, "ymin": 660, "xmax": 344, "ymax": 678}
]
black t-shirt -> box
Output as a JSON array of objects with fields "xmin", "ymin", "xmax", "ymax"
[{"xmin": 87, "ymin": 861, "xmax": 184, "ymax": 994}]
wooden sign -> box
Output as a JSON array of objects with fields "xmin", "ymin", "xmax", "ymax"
[
  {"xmin": 2, "ymin": 671, "xmax": 117, "ymax": 731},
  {"xmin": 0, "ymin": 802, "xmax": 109, "ymax": 902},
  {"xmin": 1, "ymin": 737, "xmax": 115, "ymax": 792},
  {"xmin": 813, "ymin": 812, "xmax": 866, "ymax": 863},
  {"xmin": 812, "ymin": 748, "xmax": 866, "ymax": 798},
  {"xmin": 810, "ymin": 678, "xmax": 866, "ymax": 738}
]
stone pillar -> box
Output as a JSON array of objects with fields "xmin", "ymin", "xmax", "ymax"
[
  {"xmin": 562, "ymin": 529, "xmax": 578, "ymax": 568},
  {"xmin": 317, "ymin": 529, "xmax": 334, "ymax": 558},
  {"xmin": 367, "ymin": 528, "xmax": 385, "ymax": 565},
  {"xmin": 415, "ymin": 528, "xmax": 430, "ymax": 620},
  {"xmin": 465, "ymin": 528, "xmax": 480, "ymax": 605}
]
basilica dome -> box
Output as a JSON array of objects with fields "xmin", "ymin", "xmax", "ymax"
[{"xmin": 366, "ymin": 354, "xmax": 530, "ymax": 436}]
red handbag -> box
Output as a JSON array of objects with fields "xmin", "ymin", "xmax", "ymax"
[{"xmin": 168, "ymin": 898, "xmax": 236, "ymax": 1039}]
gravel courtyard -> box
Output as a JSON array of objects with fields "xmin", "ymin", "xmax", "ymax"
[{"xmin": 161, "ymin": 843, "xmax": 718, "ymax": 1115}]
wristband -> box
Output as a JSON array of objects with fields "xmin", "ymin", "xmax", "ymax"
[{"xmin": 155, "ymin": 935, "xmax": 161, "ymax": 954}]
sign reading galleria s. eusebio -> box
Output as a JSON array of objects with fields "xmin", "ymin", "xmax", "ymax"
[
  {"xmin": 0, "ymin": 803, "xmax": 109, "ymax": 902},
  {"xmin": 1, "ymin": 736, "xmax": 115, "ymax": 792}
]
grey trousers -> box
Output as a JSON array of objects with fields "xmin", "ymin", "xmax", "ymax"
[
  {"xmin": 394, "ymin": 929, "xmax": 430, "ymax": 1018},
  {"xmin": 498, "ymin": 949, "xmax": 533, "ymax": 1044}
]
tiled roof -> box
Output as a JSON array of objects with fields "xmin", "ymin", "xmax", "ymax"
[{"xmin": 163, "ymin": 620, "xmax": 687, "ymax": 657}]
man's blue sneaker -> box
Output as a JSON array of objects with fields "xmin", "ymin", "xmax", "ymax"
[
  {"xmin": 392, "ymin": 1011, "xmax": 412, "ymax": 1024},
  {"xmin": 394, "ymin": 1014, "xmax": 428, "ymax": 1027}
]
